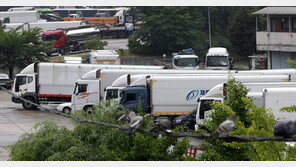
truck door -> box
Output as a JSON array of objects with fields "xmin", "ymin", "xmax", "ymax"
[
  {"xmin": 72, "ymin": 83, "xmax": 88, "ymax": 111},
  {"xmin": 14, "ymin": 74, "xmax": 35, "ymax": 93},
  {"xmin": 15, "ymin": 75, "xmax": 27, "ymax": 92},
  {"xmin": 121, "ymin": 89, "xmax": 149, "ymax": 113}
]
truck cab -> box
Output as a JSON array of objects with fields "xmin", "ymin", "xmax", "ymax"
[
  {"xmin": 120, "ymin": 87, "xmax": 150, "ymax": 113},
  {"xmin": 71, "ymin": 79, "xmax": 100, "ymax": 112},
  {"xmin": 42, "ymin": 30, "xmax": 66, "ymax": 53},
  {"xmin": 205, "ymin": 47, "xmax": 232, "ymax": 70},
  {"xmin": 173, "ymin": 55, "xmax": 200, "ymax": 70},
  {"xmin": 104, "ymin": 86, "xmax": 122, "ymax": 101}
]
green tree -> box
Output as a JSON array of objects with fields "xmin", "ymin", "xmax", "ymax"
[
  {"xmin": 198, "ymin": 78, "xmax": 295, "ymax": 161},
  {"xmin": 8, "ymin": 101, "xmax": 191, "ymax": 161},
  {"xmin": 228, "ymin": 7, "xmax": 262, "ymax": 60},
  {"xmin": 128, "ymin": 7, "xmax": 206, "ymax": 56},
  {"xmin": 0, "ymin": 25, "xmax": 52, "ymax": 79}
]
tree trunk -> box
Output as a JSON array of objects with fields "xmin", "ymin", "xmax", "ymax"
[{"xmin": 8, "ymin": 67, "xmax": 13, "ymax": 79}]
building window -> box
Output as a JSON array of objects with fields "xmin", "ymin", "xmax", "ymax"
[
  {"xmin": 281, "ymin": 17, "xmax": 289, "ymax": 29},
  {"xmin": 292, "ymin": 18, "xmax": 296, "ymax": 29}
]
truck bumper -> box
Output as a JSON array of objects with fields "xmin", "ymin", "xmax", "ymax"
[{"xmin": 12, "ymin": 96, "xmax": 22, "ymax": 103}]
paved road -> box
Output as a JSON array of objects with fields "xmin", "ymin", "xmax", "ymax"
[{"xmin": 0, "ymin": 90, "xmax": 73, "ymax": 161}]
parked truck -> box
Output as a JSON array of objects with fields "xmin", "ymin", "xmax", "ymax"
[
  {"xmin": 89, "ymin": 50, "xmax": 120, "ymax": 65},
  {"xmin": 195, "ymin": 82, "xmax": 296, "ymax": 129},
  {"xmin": 42, "ymin": 26, "xmax": 100, "ymax": 55},
  {"xmin": 205, "ymin": 47, "xmax": 232, "ymax": 70},
  {"xmin": 154, "ymin": 48, "xmax": 200, "ymax": 70},
  {"xmin": 59, "ymin": 68, "xmax": 266, "ymax": 113},
  {"xmin": 11, "ymin": 62, "xmax": 164, "ymax": 110},
  {"xmin": 119, "ymin": 74, "xmax": 290, "ymax": 118},
  {"xmin": 64, "ymin": 9, "xmax": 135, "ymax": 39}
]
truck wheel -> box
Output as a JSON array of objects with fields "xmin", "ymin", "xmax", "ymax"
[
  {"xmin": 59, "ymin": 47, "xmax": 65, "ymax": 55},
  {"xmin": 22, "ymin": 97, "xmax": 37, "ymax": 110},
  {"xmin": 111, "ymin": 32, "xmax": 118, "ymax": 39},
  {"xmin": 84, "ymin": 106, "xmax": 94, "ymax": 115},
  {"xmin": 119, "ymin": 32, "xmax": 127, "ymax": 38},
  {"xmin": 62, "ymin": 107, "xmax": 71, "ymax": 114}
]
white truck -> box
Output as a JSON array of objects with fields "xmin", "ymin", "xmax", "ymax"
[
  {"xmin": 0, "ymin": 11, "xmax": 40, "ymax": 23},
  {"xmin": 62, "ymin": 69, "xmax": 234, "ymax": 113},
  {"xmin": 57, "ymin": 68, "xmax": 296, "ymax": 113},
  {"xmin": 89, "ymin": 50, "xmax": 120, "ymax": 65},
  {"xmin": 119, "ymin": 74, "xmax": 290, "ymax": 117},
  {"xmin": 195, "ymin": 82, "xmax": 296, "ymax": 128},
  {"xmin": 205, "ymin": 47, "xmax": 232, "ymax": 70},
  {"xmin": 11, "ymin": 62, "xmax": 164, "ymax": 110}
]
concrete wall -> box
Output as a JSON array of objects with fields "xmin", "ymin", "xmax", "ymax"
[
  {"xmin": 271, "ymin": 51, "xmax": 293, "ymax": 69},
  {"xmin": 257, "ymin": 32, "xmax": 296, "ymax": 52},
  {"xmin": 121, "ymin": 57, "xmax": 156, "ymax": 65}
]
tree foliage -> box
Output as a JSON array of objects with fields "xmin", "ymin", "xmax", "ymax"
[
  {"xmin": 128, "ymin": 7, "xmax": 266, "ymax": 60},
  {"xmin": 228, "ymin": 7, "xmax": 257, "ymax": 59},
  {"xmin": 8, "ymin": 101, "xmax": 191, "ymax": 161},
  {"xmin": 198, "ymin": 78, "xmax": 296, "ymax": 161},
  {"xmin": 0, "ymin": 25, "xmax": 52, "ymax": 79},
  {"xmin": 83, "ymin": 37, "xmax": 108, "ymax": 50},
  {"xmin": 128, "ymin": 7, "xmax": 206, "ymax": 56}
]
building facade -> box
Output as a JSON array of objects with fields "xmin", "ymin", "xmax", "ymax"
[{"xmin": 253, "ymin": 7, "xmax": 296, "ymax": 69}]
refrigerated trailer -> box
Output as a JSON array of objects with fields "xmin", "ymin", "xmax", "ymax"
[
  {"xmin": 195, "ymin": 82, "xmax": 296, "ymax": 128},
  {"xmin": 119, "ymin": 74, "xmax": 290, "ymax": 117},
  {"xmin": 11, "ymin": 62, "xmax": 164, "ymax": 109}
]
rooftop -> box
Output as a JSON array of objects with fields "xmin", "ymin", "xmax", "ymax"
[{"xmin": 253, "ymin": 7, "xmax": 296, "ymax": 15}]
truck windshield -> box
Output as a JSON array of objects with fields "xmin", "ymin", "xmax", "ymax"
[
  {"xmin": 199, "ymin": 99, "xmax": 214, "ymax": 119},
  {"xmin": 206, "ymin": 56, "xmax": 228, "ymax": 67},
  {"xmin": 105, "ymin": 89, "xmax": 119, "ymax": 100},
  {"xmin": 42, "ymin": 34, "xmax": 60, "ymax": 41},
  {"xmin": 175, "ymin": 58, "xmax": 199, "ymax": 67}
]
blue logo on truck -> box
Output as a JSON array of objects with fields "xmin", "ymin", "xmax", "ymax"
[
  {"xmin": 186, "ymin": 90, "xmax": 199, "ymax": 101},
  {"xmin": 186, "ymin": 89, "xmax": 210, "ymax": 101}
]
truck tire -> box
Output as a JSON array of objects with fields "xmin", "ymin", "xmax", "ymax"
[
  {"xmin": 119, "ymin": 31, "xmax": 127, "ymax": 38},
  {"xmin": 62, "ymin": 107, "xmax": 71, "ymax": 114},
  {"xmin": 111, "ymin": 32, "xmax": 118, "ymax": 39},
  {"xmin": 22, "ymin": 97, "xmax": 37, "ymax": 110},
  {"xmin": 59, "ymin": 47, "xmax": 65, "ymax": 55},
  {"xmin": 84, "ymin": 106, "xmax": 94, "ymax": 115}
]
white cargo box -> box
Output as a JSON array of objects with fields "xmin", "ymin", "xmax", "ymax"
[
  {"xmin": 64, "ymin": 57, "xmax": 82, "ymax": 64},
  {"xmin": 148, "ymin": 75, "xmax": 290, "ymax": 115},
  {"xmin": 263, "ymin": 87, "xmax": 296, "ymax": 121},
  {"xmin": 90, "ymin": 50, "xmax": 120, "ymax": 65},
  {"xmin": 0, "ymin": 11, "xmax": 39, "ymax": 23}
]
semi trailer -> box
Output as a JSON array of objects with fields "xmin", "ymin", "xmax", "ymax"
[
  {"xmin": 11, "ymin": 62, "xmax": 164, "ymax": 109},
  {"xmin": 119, "ymin": 74, "xmax": 290, "ymax": 117}
]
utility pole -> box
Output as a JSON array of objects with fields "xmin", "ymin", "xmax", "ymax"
[{"xmin": 208, "ymin": 7, "xmax": 212, "ymax": 48}]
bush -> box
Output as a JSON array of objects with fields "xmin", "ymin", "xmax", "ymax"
[
  {"xmin": 198, "ymin": 78, "xmax": 295, "ymax": 161},
  {"xmin": 8, "ymin": 100, "xmax": 190, "ymax": 161},
  {"xmin": 83, "ymin": 38, "xmax": 108, "ymax": 50}
]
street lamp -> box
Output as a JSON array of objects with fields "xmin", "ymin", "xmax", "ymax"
[{"xmin": 208, "ymin": 7, "xmax": 212, "ymax": 48}]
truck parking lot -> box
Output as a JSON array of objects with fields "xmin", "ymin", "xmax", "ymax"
[{"xmin": 0, "ymin": 90, "xmax": 73, "ymax": 161}]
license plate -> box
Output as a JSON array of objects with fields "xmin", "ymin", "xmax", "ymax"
[{"xmin": 0, "ymin": 83, "xmax": 5, "ymax": 85}]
